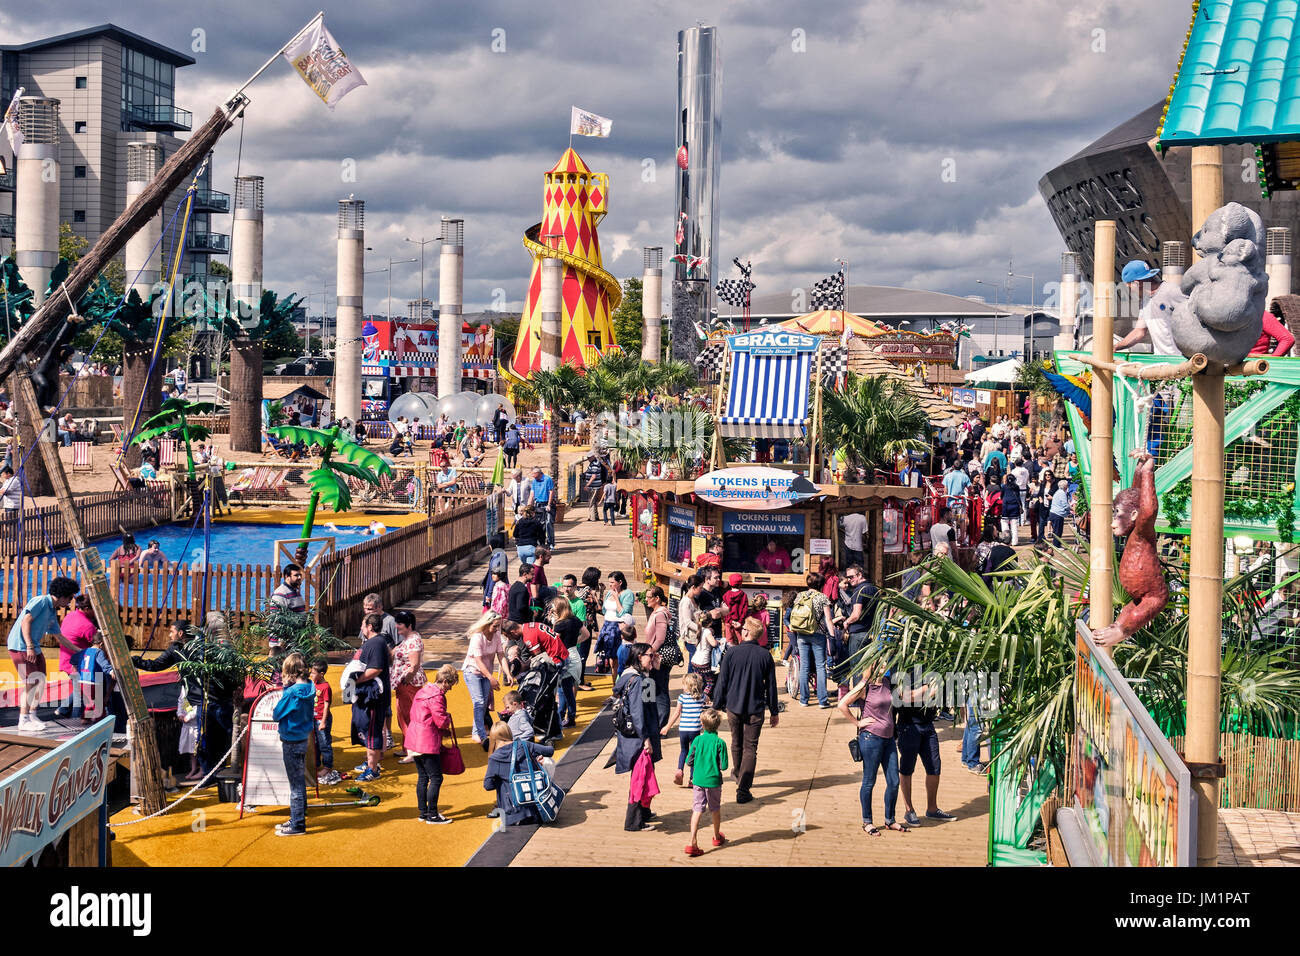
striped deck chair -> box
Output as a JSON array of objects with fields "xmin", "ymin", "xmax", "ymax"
[
  {"xmin": 109, "ymin": 422, "xmax": 124, "ymax": 444},
  {"xmin": 158, "ymin": 438, "xmax": 178, "ymax": 469},
  {"xmin": 72, "ymin": 442, "xmax": 93, "ymax": 473}
]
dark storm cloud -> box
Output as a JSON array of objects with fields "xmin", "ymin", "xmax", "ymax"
[{"xmin": 0, "ymin": 0, "xmax": 1196, "ymax": 311}]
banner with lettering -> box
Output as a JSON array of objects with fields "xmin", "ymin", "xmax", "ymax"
[
  {"xmin": 1073, "ymin": 624, "xmax": 1194, "ymax": 866},
  {"xmin": 0, "ymin": 717, "xmax": 113, "ymax": 867}
]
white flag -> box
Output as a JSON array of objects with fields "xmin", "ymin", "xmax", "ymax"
[
  {"xmin": 570, "ymin": 106, "xmax": 612, "ymax": 138},
  {"xmin": 282, "ymin": 16, "xmax": 367, "ymax": 109},
  {"xmin": 4, "ymin": 87, "xmax": 25, "ymax": 154}
]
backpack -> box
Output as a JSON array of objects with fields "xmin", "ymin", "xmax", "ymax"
[
  {"xmin": 611, "ymin": 676, "xmax": 641, "ymax": 738},
  {"xmin": 789, "ymin": 589, "xmax": 819, "ymax": 634}
]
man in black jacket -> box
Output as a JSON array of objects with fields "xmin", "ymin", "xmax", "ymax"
[{"xmin": 712, "ymin": 618, "xmax": 779, "ymax": 804}]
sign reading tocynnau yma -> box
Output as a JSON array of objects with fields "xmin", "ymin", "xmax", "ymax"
[{"xmin": 694, "ymin": 466, "xmax": 820, "ymax": 511}]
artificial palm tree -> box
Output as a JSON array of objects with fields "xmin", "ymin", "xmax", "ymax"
[
  {"xmin": 266, "ymin": 423, "xmax": 392, "ymax": 564},
  {"xmin": 219, "ymin": 290, "xmax": 303, "ymax": 454},
  {"xmin": 820, "ymin": 372, "xmax": 930, "ymax": 476},
  {"xmin": 130, "ymin": 397, "xmax": 219, "ymax": 479},
  {"xmin": 860, "ymin": 549, "xmax": 1300, "ymax": 781}
]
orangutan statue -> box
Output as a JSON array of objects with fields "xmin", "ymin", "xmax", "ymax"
[{"xmin": 1092, "ymin": 453, "xmax": 1169, "ymax": 648}]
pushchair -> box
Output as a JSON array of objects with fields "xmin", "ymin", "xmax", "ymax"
[{"xmin": 517, "ymin": 659, "xmax": 563, "ymax": 743}]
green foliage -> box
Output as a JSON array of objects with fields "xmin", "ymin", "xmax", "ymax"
[
  {"xmin": 58, "ymin": 222, "xmax": 89, "ymax": 263},
  {"xmin": 610, "ymin": 277, "xmax": 644, "ymax": 358},
  {"xmin": 0, "ymin": 257, "xmax": 35, "ymax": 342},
  {"xmin": 514, "ymin": 364, "xmax": 589, "ymax": 415},
  {"xmin": 863, "ymin": 547, "xmax": 1300, "ymax": 779},
  {"xmin": 208, "ymin": 260, "xmax": 233, "ymax": 280},
  {"xmin": 266, "ymin": 425, "xmax": 391, "ymax": 515},
  {"xmin": 494, "ymin": 313, "xmax": 521, "ymax": 362},
  {"xmin": 820, "ymin": 372, "xmax": 930, "ymax": 473},
  {"xmin": 132, "ymin": 397, "xmax": 219, "ymax": 477},
  {"xmin": 1014, "ymin": 358, "xmax": 1057, "ymax": 399}
]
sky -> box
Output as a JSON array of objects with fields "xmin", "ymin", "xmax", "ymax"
[{"xmin": 0, "ymin": 0, "xmax": 1196, "ymax": 317}]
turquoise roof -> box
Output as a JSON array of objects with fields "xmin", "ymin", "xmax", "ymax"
[{"xmin": 1159, "ymin": 0, "xmax": 1300, "ymax": 147}]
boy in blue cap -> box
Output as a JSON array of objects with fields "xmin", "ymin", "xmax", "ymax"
[{"xmin": 1114, "ymin": 260, "xmax": 1184, "ymax": 356}]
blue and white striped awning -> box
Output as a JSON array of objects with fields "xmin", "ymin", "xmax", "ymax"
[{"xmin": 719, "ymin": 350, "xmax": 813, "ymax": 438}]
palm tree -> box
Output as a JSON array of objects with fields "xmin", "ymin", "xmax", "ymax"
[
  {"xmin": 220, "ymin": 290, "xmax": 303, "ymax": 455},
  {"xmin": 266, "ymin": 424, "xmax": 392, "ymax": 564},
  {"xmin": 514, "ymin": 364, "xmax": 589, "ymax": 492},
  {"xmin": 820, "ymin": 372, "xmax": 930, "ymax": 476},
  {"xmin": 131, "ymin": 397, "xmax": 218, "ymax": 479}
]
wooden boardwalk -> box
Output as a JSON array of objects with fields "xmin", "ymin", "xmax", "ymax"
[{"xmin": 435, "ymin": 505, "xmax": 993, "ymax": 866}]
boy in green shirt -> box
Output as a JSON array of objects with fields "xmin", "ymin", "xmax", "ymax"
[{"xmin": 684, "ymin": 708, "xmax": 729, "ymax": 856}]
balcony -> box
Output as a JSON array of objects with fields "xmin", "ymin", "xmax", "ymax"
[
  {"xmin": 187, "ymin": 230, "xmax": 229, "ymax": 254},
  {"xmin": 0, "ymin": 213, "xmax": 12, "ymax": 239},
  {"xmin": 193, "ymin": 187, "xmax": 230, "ymax": 213},
  {"xmin": 124, "ymin": 104, "xmax": 192, "ymax": 132},
  {"xmin": 0, "ymin": 169, "xmax": 13, "ymax": 192}
]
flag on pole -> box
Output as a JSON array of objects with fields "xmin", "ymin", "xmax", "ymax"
[
  {"xmin": 282, "ymin": 15, "xmax": 367, "ymax": 109},
  {"xmin": 810, "ymin": 267, "xmax": 846, "ymax": 310},
  {"xmin": 570, "ymin": 106, "xmax": 612, "ymax": 137},
  {"xmin": 4, "ymin": 87, "xmax": 25, "ymax": 154}
]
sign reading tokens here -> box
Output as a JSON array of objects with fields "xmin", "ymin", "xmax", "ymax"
[
  {"xmin": 695, "ymin": 466, "xmax": 820, "ymax": 511},
  {"xmin": 952, "ymin": 387, "xmax": 977, "ymax": 408},
  {"xmin": 666, "ymin": 504, "xmax": 697, "ymax": 529}
]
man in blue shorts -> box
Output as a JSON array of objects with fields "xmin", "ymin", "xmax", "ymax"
[
  {"xmin": 351, "ymin": 613, "xmax": 391, "ymax": 782},
  {"xmin": 895, "ymin": 691, "xmax": 956, "ymax": 827}
]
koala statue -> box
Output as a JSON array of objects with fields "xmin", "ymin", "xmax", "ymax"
[{"xmin": 1171, "ymin": 202, "xmax": 1267, "ymax": 365}]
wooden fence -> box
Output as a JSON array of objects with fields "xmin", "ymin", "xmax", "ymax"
[
  {"xmin": 1170, "ymin": 733, "xmax": 1300, "ymax": 811},
  {"xmin": 1, "ymin": 493, "xmax": 491, "ymax": 650},
  {"xmin": 0, "ymin": 485, "xmax": 173, "ymax": 557}
]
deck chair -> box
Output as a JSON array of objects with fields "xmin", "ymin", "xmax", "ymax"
[
  {"xmin": 158, "ymin": 438, "xmax": 177, "ymax": 469},
  {"xmin": 109, "ymin": 422, "xmax": 124, "ymax": 444},
  {"xmin": 108, "ymin": 458, "xmax": 131, "ymax": 490},
  {"xmin": 72, "ymin": 442, "xmax": 93, "ymax": 473},
  {"xmin": 265, "ymin": 433, "xmax": 298, "ymax": 460}
]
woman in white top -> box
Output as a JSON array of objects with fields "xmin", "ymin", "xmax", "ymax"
[{"xmin": 462, "ymin": 611, "xmax": 504, "ymax": 745}]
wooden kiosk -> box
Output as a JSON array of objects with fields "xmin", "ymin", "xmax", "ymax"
[{"xmin": 622, "ymin": 329, "xmax": 923, "ymax": 642}]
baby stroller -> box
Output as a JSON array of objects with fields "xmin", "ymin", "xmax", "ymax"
[{"xmin": 517, "ymin": 660, "xmax": 563, "ymax": 743}]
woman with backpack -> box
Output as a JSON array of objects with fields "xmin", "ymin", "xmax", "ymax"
[
  {"xmin": 612, "ymin": 643, "xmax": 662, "ymax": 831},
  {"xmin": 788, "ymin": 571, "xmax": 837, "ymax": 708}
]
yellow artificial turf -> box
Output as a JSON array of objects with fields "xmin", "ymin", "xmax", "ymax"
[{"xmin": 109, "ymin": 664, "xmax": 614, "ymax": 867}]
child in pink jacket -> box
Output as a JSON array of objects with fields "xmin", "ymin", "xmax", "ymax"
[{"xmin": 406, "ymin": 664, "xmax": 460, "ymax": 824}]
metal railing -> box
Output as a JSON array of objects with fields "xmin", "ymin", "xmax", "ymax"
[
  {"xmin": 124, "ymin": 104, "xmax": 192, "ymax": 131},
  {"xmin": 187, "ymin": 230, "xmax": 230, "ymax": 254},
  {"xmin": 193, "ymin": 187, "xmax": 230, "ymax": 213}
]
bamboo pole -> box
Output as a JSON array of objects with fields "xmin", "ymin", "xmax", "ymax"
[
  {"xmin": 1187, "ymin": 142, "xmax": 1224, "ymax": 867},
  {"xmin": 1076, "ymin": 352, "xmax": 1207, "ymax": 380},
  {"xmin": 12, "ymin": 363, "xmax": 167, "ymax": 814},
  {"xmin": 1188, "ymin": 369, "xmax": 1224, "ymax": 865},
  {"xmin": 1090, "ymin": 221, "xmax": 1116, "ymax": 631}
]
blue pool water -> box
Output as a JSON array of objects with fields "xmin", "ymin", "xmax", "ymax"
[{"xmin": 43, "ymin": 521, "xmax": 382, "ymax": 569}]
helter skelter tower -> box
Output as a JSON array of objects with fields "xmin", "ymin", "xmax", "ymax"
[{"xmin": 509, "ymin": 148, "xmax": 622, "ymax": 379}]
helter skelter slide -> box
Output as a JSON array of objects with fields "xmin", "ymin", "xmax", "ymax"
[{"xmin": 505, "ymin": 147, "xmax": 623, "ymax": 383}]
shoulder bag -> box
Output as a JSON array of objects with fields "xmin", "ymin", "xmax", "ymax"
[{"xmin": 441, "ymin": 711, "xmax": 466, "ymax": 775}]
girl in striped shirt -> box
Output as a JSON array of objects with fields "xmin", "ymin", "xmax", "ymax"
[{"xmin": 661, "ymin": 672, "xmax": 707, "ymax": 786}]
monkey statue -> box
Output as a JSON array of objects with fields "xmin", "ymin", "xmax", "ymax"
[{"xmin": 1092, "ymin": 452, "xmax": 1169, "ymax": 648}]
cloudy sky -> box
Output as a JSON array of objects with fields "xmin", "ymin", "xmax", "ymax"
[{"xmin": 1, "ymin": 0, "xmax": 1195, "ymax": 316}]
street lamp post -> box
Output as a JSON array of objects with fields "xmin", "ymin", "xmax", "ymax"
[
  {"xmin": 1009, "ymin": 265, "xmax": 1036, "ymax": 360},
  {"xmin": 405, "ymin": 236, "xmax": 436, "ymax": 321},
  {"xmin": 365, "ymin": 257, "xmax": 419, "ymax": 322},
  {"xmin": 975, "ymin": 278, "xmax": 1002, "ymax": 356}
]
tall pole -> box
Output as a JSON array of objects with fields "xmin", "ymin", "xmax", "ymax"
[
  {"xmin": 1089, "ymin": 221, "xmax": 1116, "ymax": 632},
  {"xmin": 230, "ymin": 175, "xmax": 264, "ymax": 324},
  {"xmin": 1188, "ymin": 143, "xmax": 1225, "ymax": 867},
  {"xmin": 1058, "ymin": 252, "xmax": 1080, "ymax": 352},
  {"xmin": 438, "ymin": 217, "xmax": 464, "ymax": 398}
]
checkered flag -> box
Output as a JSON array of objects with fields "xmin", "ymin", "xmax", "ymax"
[
  {"xmin": 715, "ymin": 278, "xmax": 755, "ymax": 308},
  {"xmin": 810, "ymin": 268, "xmax": 845, "ymax": 310}
]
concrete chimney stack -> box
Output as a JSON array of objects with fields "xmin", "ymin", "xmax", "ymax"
[
  {"xmin": 641, "ymin": 246, "xmax": 664, "ymax": 363},
  {"xmin": 1057, "ymin": 251, "xmax": 1080, "ymax": 352},
  {"xmin": 14, "ymin": 97, "xmax": 60, "ymax": 305},
  {"xmin": 231, "ymin": 176, "xmax": 265, "ymax": 324},
  {"xmin": 124, "ymin": 143, "xmax": 163, "ymax": 305},
  {"xmin": 438, "ymin": 217, "xmax": 464, "ymax": 397},
  {"xmin": 335, "ymin": 199, "xmax": 365, "ymax": 423}
]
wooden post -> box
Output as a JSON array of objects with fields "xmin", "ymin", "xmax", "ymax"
[
  {"xmin": 1188, "ymin": 144, "xmax": 1224, "ymax": 867},
  {"xmin": 12, "ymin": 363, "xmax": 167, "ymax": 815},
  {"xmin": 1090, "ymin": 221, "xmax": 1116, "ymax": 631}
]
